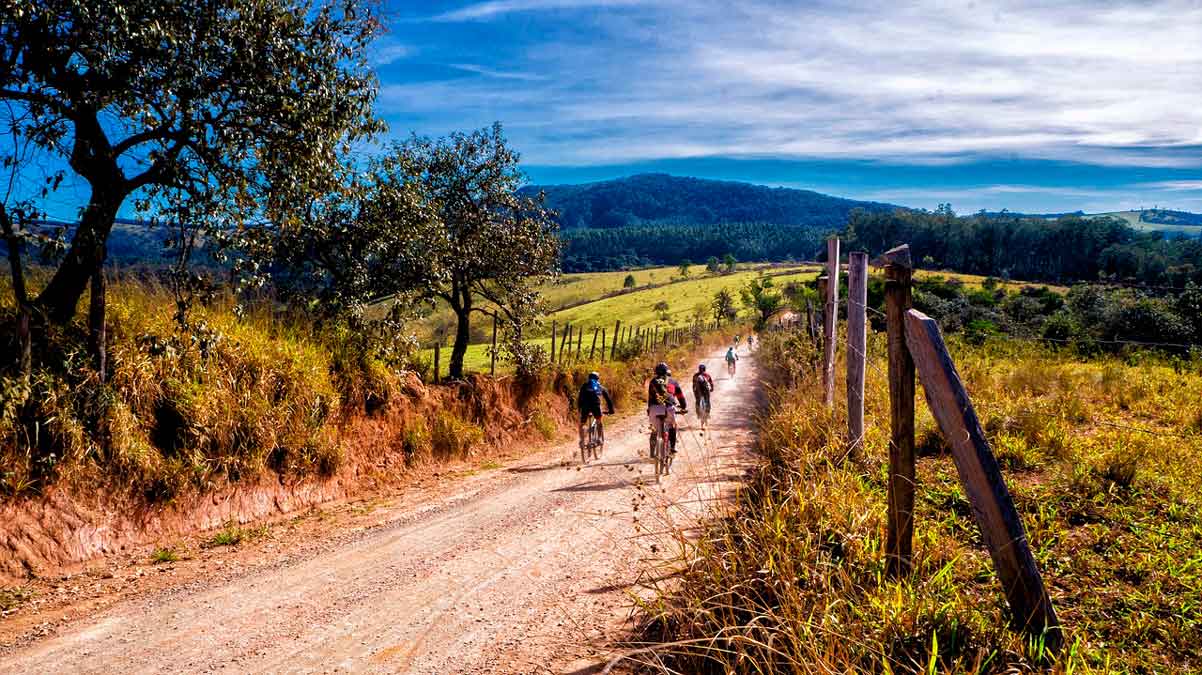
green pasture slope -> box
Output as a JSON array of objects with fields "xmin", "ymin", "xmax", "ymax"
[
  {"xmin": 1090, "ymin": 210, "xmax": 1202, "ymax": 236},
  {"xmin": 421, "ymin": 263, "xmax": 821, "ymax": 376}
]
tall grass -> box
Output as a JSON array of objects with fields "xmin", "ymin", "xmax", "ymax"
[
  {"xmin": 635, "ymin": 329, "xmax": 1202, "ymax": 673},
  {"xmin": 1, "ymin": 273, "xmax": 740, "ymax": 503}
]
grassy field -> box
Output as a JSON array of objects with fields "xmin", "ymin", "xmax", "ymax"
[
  {"xmin": 1090, "ymin": 210, "xmax": 1202, "ymax": 236},
  {"xmin": 420, "ymin": 263, "xmax": 821, "ymax": 376},
  {"xmin": 419, "ymin": 263, "xmax": 1073, "ymax": 378},
  {"xmin": 638, "ymin": 329, "xmax": 1202, "ymax": 673}
]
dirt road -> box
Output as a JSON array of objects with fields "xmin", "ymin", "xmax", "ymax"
[{"xmin": 0, "ymin": 347, "xmax": 759, "ymax": 674}]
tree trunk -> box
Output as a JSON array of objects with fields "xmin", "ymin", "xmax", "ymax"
[
  {"xmin": 35, "ymin": 190, "xmax": 124, "ymax": 325},
  {"xmin": 449, "ymin": 289, "xmax": 472, "ymax": 380}
]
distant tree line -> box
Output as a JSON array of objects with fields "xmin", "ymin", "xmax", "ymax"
[
  {"xmin": 843, "ymin": 206, "xmax": 1202, "ymax": 286},
  {"xmin": 560, "ymin": 222, "xmax": 824, "ymax": 272},
  {"xmin": 528, "ymin": 173, "xmax": 895, "ymax": 230}
]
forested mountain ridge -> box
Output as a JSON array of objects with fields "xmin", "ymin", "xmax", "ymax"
[{"xmin": 524, "ymin": 173, "xmax": 899, "ymax": 229}]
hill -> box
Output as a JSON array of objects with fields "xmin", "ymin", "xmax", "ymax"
[
  {"xmin": 1090, "ymin": 209, "xmax": 1202, "ymax": 235},
  {"xmin": 525, "ymin": 173, "xmax": 899, "ymax": 229}
]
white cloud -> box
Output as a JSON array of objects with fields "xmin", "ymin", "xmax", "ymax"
[
  {"xmin": 431, "ymin": 0, "xmax": 651, "ymax": 22},
  {"xmin": 1136, "ymin": 180, "xmax": 1202, "ymax": 191},
  {"xmin": 449, "ymin": 64, "xmax": 547, "ymax": 81},
  {"xmin": 370, "ymin": 39, "xmax": 413, "ymax": 66},
  {"xmin": 385, "ymin": 0, "xmax": 1202, "ymax": 168}
]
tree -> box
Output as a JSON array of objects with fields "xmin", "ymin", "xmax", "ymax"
[
  {"xmin": 249, "ymin": 152, "xmax": 442, "ymax": 366},
  {"xmin": 623, "ymin": 274, "xmax": 636, "ymax": 288},
  {"xmin": 705, "ymin": 256, "xmax": 721, "ymax": 273},
  {"xmin": 723, "ymin": 253, "xmax": 737, "ymax": 273},
  {"xmin": 741, "ymin": 276, "xmax": 782, "ymax": 328},
  {"xmin": 397, "ymin": 124, "xmax": 560, "ymax": 379},
  {"xmin": 712, "ymin": 289, "xmax": 737, "ymax": 325},
  {"xmin": 678, "ymin": 259, "xmax": 692, "ymax": 278},
  {"xmin": 653, "ymin": 299, "xmax": 670, "ymax": 321},
  {"xmin": 0, "ymin": 0, "xmax": 382, "ymax": 354}
]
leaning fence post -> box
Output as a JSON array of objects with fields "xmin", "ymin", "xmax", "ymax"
[
  {"xmin": 904, "ymin": 308, "xmax": 1062, "ymax": 648},
  {"xmin": 490, "ymin": 315, "xmax": 498, "ymax": 376},
  {"xmin": 823, "ymin": 237, "xmax": 840, "ymax": 408},
  {"xmin": 600, "ymin": 328, "xmax": 607, "ymax": 363},
  {"xmin": 612, "ymin": 320, "xmax": 621, "ymax": 359},
  {"xmin": 589, "ymin": 327, "xmax": 598, "ymax": 360},
  {"xmin": 550, "ymin": 320, "xmax": 557, "ymax": 363},
  {"xmin": 880, "ymin": 244, "xmax": 915, "ymax": 578},
  {"xmin": 847, "ymin": 251, "xmax": 868, "ymax": 455},
  {"xmin": 576, "ymin": 327, "xmax": 583, "ymax": 361}
]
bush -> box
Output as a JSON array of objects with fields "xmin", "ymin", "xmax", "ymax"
[
  {"xmin": 531, "ymin": 410, "xmax": 558, "ymax": 441},
  {"xmin": 430, "ymin": 411, "xmax": 483, "ymax": 458}
]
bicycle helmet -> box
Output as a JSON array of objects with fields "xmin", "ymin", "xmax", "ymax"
[
  {"xmin": 654, "ymin": 362, "xmax": 670, "ymax": 377},
  {"xmin": 588, "ymin": 371, "xmax": 600, "ymax": 381},
  {"xmin": 698, "ymin": 363, "xmax": 706, "ymax": 372}
]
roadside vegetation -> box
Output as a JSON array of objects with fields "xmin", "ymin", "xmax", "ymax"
[{"xmin": 636, "ymin": 325, "xmax": 1202, "ymax": 673}]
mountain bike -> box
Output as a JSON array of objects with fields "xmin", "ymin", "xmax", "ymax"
[
  {"xmin": 696, "ymin": 395, "xmax": 710, "ymax": 429},
  {"xmin": 726, "ymin": 359, "xmax": 737, "ymax": 376},
  {"xmin": 650, "ymin": 408, "xmax": 685, "ymax": 482},
  {"xmin": 582, "ymin": 413, "xmax": 604, "ymax": 463}
]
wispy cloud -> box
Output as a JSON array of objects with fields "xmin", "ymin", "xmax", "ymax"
[
  {"xmin": 369, "ymin": 39, "xmax": 413, "ymax": 66},
  {"xmin": 430, "ymin": 0, "xmax": 650, "ymax": 22},
  {"xmin": 449, "ymin": 63, "xmax": 547, "ymax": 81},
  {"xmin": 380, "ymin": 0, "xmax": 1202, "ymax": 210},
  {"xmin": 1136, "ymin": 180, "xmax": 1202, "ymax": 192}
]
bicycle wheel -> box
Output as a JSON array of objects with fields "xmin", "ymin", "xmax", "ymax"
[
  {"xmin": 581, "ymin": 416, "xmax": 592, "ymax": 465},
  {"xmin": 655, "ymin": 434, "xmax": 666, "ymax": 482},
  {"xmin": 592, "ymin": 423, "xmax": 603, "ymax": 459}
]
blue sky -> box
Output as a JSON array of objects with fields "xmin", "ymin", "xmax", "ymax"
[{"xmin": 370, "ymin": 0, "xmax": 1202, "ymax": 214}]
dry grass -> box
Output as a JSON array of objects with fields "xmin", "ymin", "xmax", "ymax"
[{"xmin": 634, "ymin": 329, "xmax": 1202, "ymax": 674}]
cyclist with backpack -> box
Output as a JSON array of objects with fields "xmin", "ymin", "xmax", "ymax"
[
  {"xmin": 725, "ymin": 346, "xmax": 739, "ymax": 375},
  {"xmin": 577, "ymin": 372, "xmax": 615, "ymax": 452},
  {"xmin": 692, "ymin": 363, "xmax": 714, "ymax": 420},
  {"xmin": 647, "ymin": 362, "xmax": 687, "ymax": 457}
]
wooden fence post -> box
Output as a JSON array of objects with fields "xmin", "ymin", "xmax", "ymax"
[
  {"xmin": 612, "ymin": 320, "xmax": 621, "ymax": 359},
  {"xmin": 576, "ymin": 327, "xmax": 583, "ymax": 361},
  {"xmin": 550, "ymin": 320, "xmax": 557, "ymax": 363},
  {"xmin": 490, "ymin": 315, "xmax": 498, "ymax": 376},
  {"xmin": 816, "ymin": 276, "xmax": 828, "ymax": 365},
  {"xmin": 589, "ymin": 327, "xmax": 598, "ymax": 360},
  {"xmin": 561, "ymin": 323, "xmax": 571, "ymax": 364},
  {"xmin": 823, "ymin": 237, "xmax": 840, "ymax": 408},
  {"xmin": 600, "ymin": 329, "xmax": 607, "ymax": 363},
  {"xmin": 847, "ymin": 251, "xmax": 868, "ymax": 455},
  {"xmin": 905, "ymin": 308, "xmax": 1061, "ymax": 647},
  {"xmin": 880, "ymin": 244, "xmax": 915, "ymax": 578}
]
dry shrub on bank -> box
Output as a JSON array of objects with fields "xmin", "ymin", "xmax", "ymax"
[{"xmin": 636, "ymin": 329, "xmax": 1202, "ymax": 674}]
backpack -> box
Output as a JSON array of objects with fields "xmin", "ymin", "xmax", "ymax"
[
  {"xmin": 650, "ymin": 376, "xmax": 672, "ymax": 406},
  {"xmin": 693, "ymin": 372, "xmax": 711, "ymax": 393}
]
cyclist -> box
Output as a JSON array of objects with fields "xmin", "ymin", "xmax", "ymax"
[
  {"xmin": 647, "ymin": 362, "xmax": 687, "ymax": 457},
  {"xmin": 692, "ymin": 363, "xmax": 714, "ymax": 415},
  {"xmin": 577, "ymin": 372, "xmax": 615, "ymax": 451},
  {"xmin": 747, "ymin": 334, "xmax": 755, "ymax": 350},
  {"xmin": 725, "ymin": 346, "xmax": 739, "ymax": 375}
]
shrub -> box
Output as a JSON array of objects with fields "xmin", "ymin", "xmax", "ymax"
[
  {"xmin": 401, "ymin": 418, "xmax": 431, "ymax": 461},
  {"xmin": 530, "ymin": 410, "xmax": 558, "ymax": 441},
  {"xmin": 430, "ymin": 411, "xmax": 483, "ymax": 458}
]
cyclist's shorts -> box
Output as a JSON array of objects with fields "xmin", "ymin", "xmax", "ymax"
[
  {"xmin": 579, "ymin": 403, "xmax": 603, "ymax": 424},
  {"xmin": 647, "ymin": 404, "xmax": 676, "ymax": 429}
]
